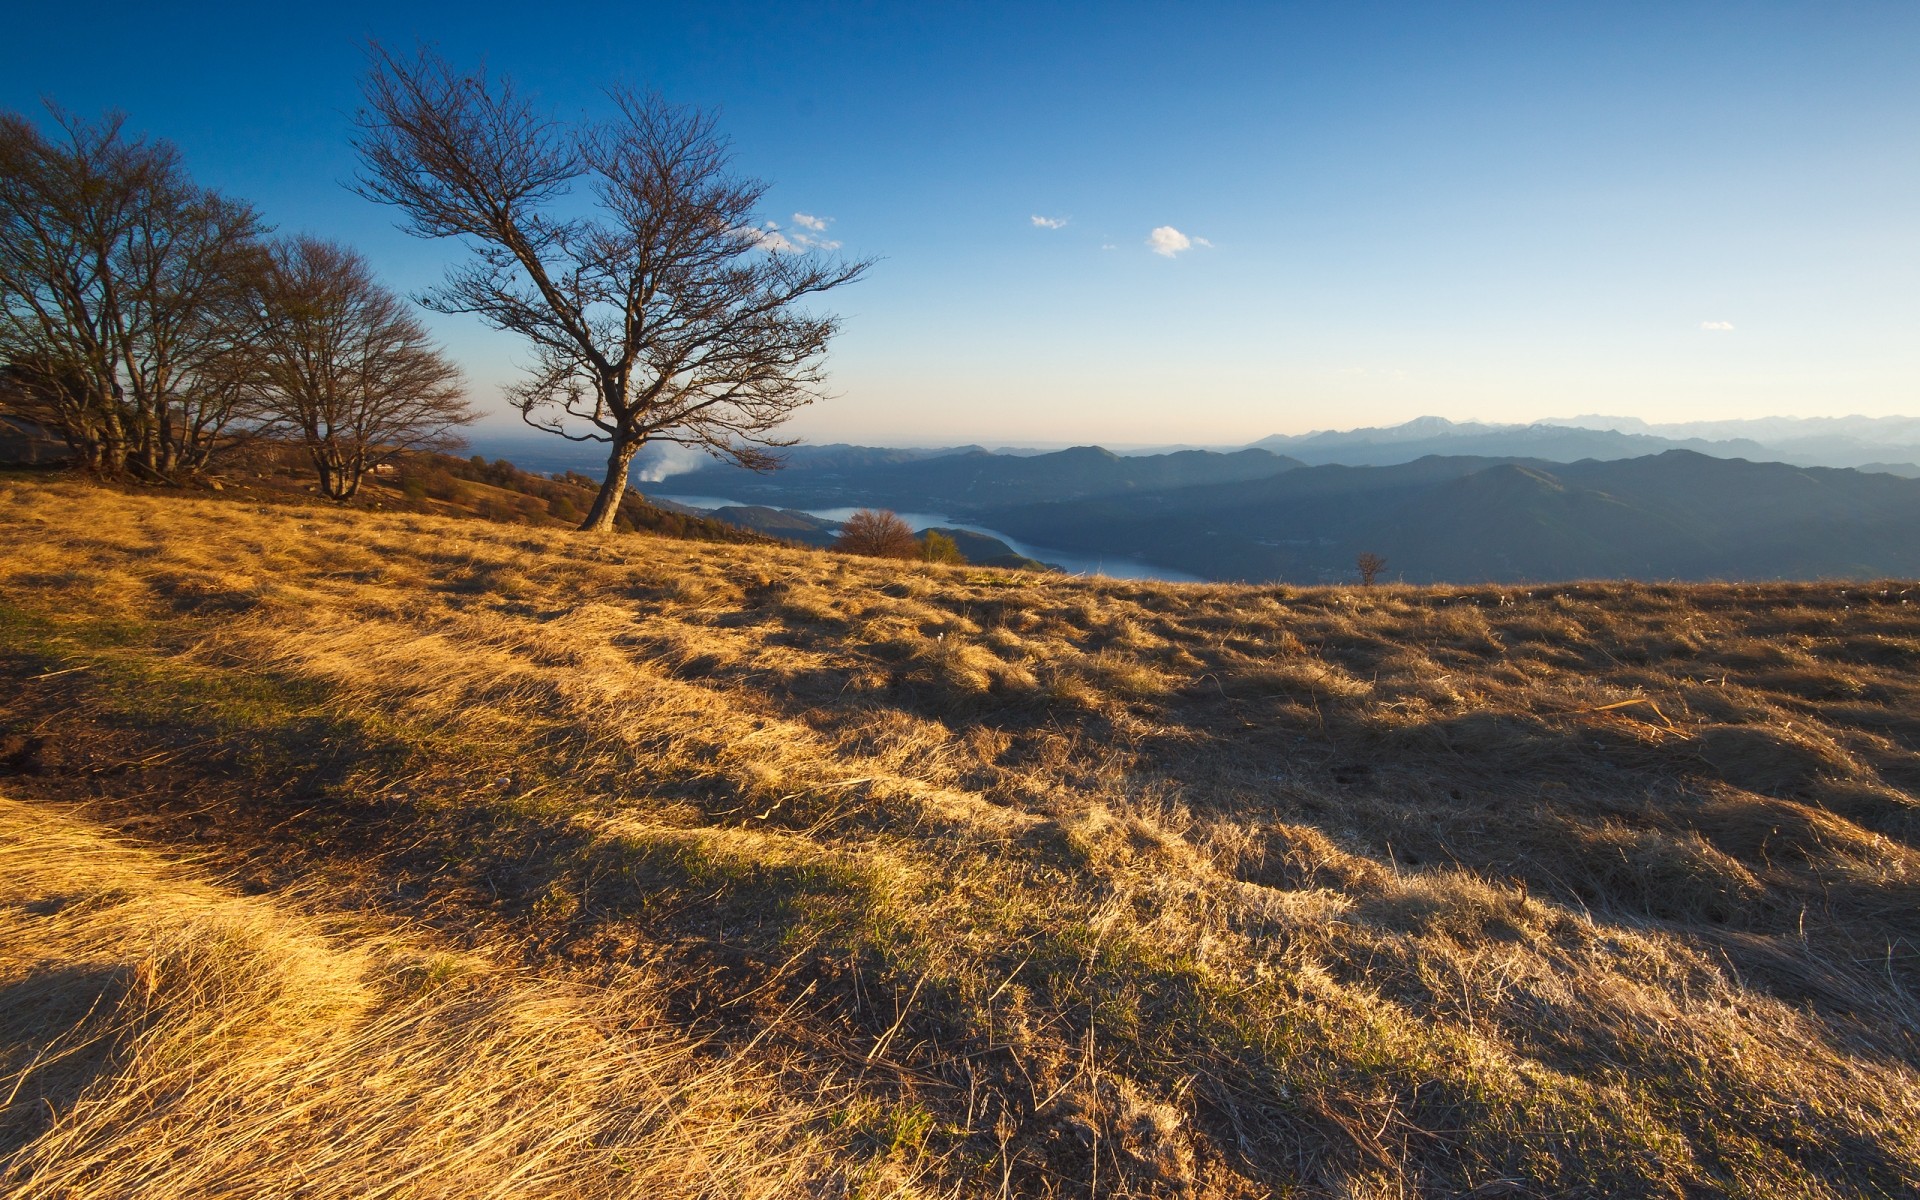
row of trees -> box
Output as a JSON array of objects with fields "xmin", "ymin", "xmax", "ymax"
[
  {"xmin": 0, "ymin": 109, "xmax": 471, "ymax": 499},
  {"xmin": 5, "ymin": 45, "xmax": 871, "ymax": 526}
]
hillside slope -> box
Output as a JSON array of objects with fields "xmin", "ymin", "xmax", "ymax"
[{"xmin": 3, "ymin": 478, "xmax": 1919, "ymax": 1197}]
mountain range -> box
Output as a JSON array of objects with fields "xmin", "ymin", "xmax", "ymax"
[
  {"xmin": 654, "ymin": 439, "xmax": 1920, "ymax": 584},
  {"xmin": 660, "ymin": 444, "xmax": 1301, "ymax": 511},
  {"xmin": 1248, "ymin": 414, "xmax": 1920, "ymax": 471},
  {"xmin": 1246, "ymin": 418, "xmax": 1779, "ymax": 467},
  {"xmin": 977, "ymin": 450, "xmax": 1920, "ymax": 584}
]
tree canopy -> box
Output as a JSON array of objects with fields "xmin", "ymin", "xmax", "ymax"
[{"xmin": 353, "ymin": 46, "xmax": 872, "ymax": 533}]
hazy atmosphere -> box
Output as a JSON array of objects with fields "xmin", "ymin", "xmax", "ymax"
[{"xmin": 6, "ymin": 1, "xmax": 1916, "ymax": 444}]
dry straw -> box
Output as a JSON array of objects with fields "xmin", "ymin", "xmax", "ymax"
[{"xmin": 2, "ymin": 478, "xmax": 1919, "ymax": 1197}]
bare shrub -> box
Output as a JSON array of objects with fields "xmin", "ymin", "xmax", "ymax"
[{"xmin": 833, "ymin": 509, "xmax": 920, "ymax": 560}]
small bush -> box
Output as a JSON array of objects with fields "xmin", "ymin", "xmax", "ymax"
[
  {"xmin": 834, "ymin": 509, "xmax": 920, "ymax": 560},
  {"xmin": 919, "ymin": 530, "xmax": 965, "ymax": 564}
]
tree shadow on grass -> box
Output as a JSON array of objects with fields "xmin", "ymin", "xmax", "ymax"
[{"xmin": 0, "ymin": 963, "xmax": 132, "ymax": 1159}]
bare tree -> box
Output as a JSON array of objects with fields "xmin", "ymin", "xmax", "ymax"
[
  {"xmin": 0, "ymin": 108, "xmax": 267, "ymax": 479},
  {"xmin": 352, "ymin": 46, "xmax": 872, "ymax": 534},
  {"xmin": 1356, "ymin": 552, "xmax": 1388, "ymax": 587},
  {"xmin": 833, "ymin": 509, "xmax": 920, "ymax": 560},
  {"xmin": 252, "ymin": 236, "xmax": 471, "ymax": 501}
]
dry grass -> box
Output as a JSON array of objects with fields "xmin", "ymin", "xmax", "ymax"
[
  {"xmin": 3, "ymin": 476, "xmax": 1920, "ymax": 1197},
  {"xmin": 0, "ymin": 795, "xmax": 924, "ymax": 1198}
]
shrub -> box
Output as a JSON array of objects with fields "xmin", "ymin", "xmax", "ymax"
[
  {"xmin": 833, "ymin": 510, "xmax": 920, "ymax": 560},
  {"xmin": 919, "ymin": 530, "xmax": 965, "ymax": 564}
]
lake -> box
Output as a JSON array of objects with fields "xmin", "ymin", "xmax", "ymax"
[{"xmin": 651, "ymin": 494, "xmax": 1205, "ymax": 583}]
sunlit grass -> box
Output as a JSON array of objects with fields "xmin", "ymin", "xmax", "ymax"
[{"xmin": 2, "ymin": 476, "xmax": 1918, "ymax": 1197}]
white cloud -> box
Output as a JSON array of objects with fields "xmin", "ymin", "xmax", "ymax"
[
  {"xmin": 1700, "ymin": 320, "xmax": 1735, "ymax": 331},
  {"xmin": 1148, "ymin": 225, "xmax": 1205, "ymax": 257},
  {"xmin": 1100, "ymin": 243, "xmax": 1117, "ymax": 251},
  {"xmin": 744, "ymin": 215, "xmax": 840, "ymax": 253},
  {"xmin": 1030, "ymin": 214, "xmax": 1069, "ymax": 229},
  {"xmin": 740, "ymin": 221, "xmax": 797, "ymax": 252}
]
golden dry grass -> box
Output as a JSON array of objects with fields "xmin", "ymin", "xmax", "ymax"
[
  {"xmin": 0, "ymin": 794, "xmax": 925, "ymax": 1198},
  {"xmin": 3, "ymin": 475, "xmax": 1920, "ymax": 1197}
]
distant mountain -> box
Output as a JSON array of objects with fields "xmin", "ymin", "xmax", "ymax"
[
  {"xmin": 1249, "ymin": 417, "xmax": 1773, "ymax": 467},
  {"xmin": 1545, "ymin": 413, "xmax": 1920, "ymax": 444},
  {"xmin": 749, "ymin": 443, "xmax": 989, "ymax": 471},
  {"xmin": 1538, "ymin": 414, "xmax": 1920, "ymax": 471},
  {"xmin": 976, "ymin": 451, "xmax": 1920, "ymax": 584},
  {"xmin": 659, "ymin": 444, "xmax": 1302, "ymax": 511}
]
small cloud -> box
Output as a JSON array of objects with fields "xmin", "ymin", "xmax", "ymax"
[
  {"xmin": 1031, "ymin": 214, "xmax": 1069, "ymax": 229},
  {"xmin": 1700, "ymin": 320, "xmax": 1735, "ymax": 331},
  {"xmin": 737, "ymin": 221, "xmax": 797, "ymax": 252},
  {"xmin": 1147, "ymin": 225, "xmax": 1206, "ymax": 257},
  {"xmin": 746, "ymin": 215, "xmax": 841, "ymax": 253},
  {"xmin": 1100, "ymin": 243, "xmax": 1117, "ymax": 251}
]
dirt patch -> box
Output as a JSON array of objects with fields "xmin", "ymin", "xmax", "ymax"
[{"xmin": 0, "ymin": 734, "xmax": 45, "ymax": 775}]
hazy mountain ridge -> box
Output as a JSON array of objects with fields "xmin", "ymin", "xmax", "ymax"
[
  {"xmin": 1254, "ymin": 414, "xmax": 1920, "ymax": 471},
  {"xmin": 981, "ymin": 451, "xmax": 1920, "ymax": 583},
  {"xmin": 659, "ymin": 444, "xmax": 1304, "ymax": 511},
  {"xmin": 645, "ymin": 416, "xmax": 1920, "ymax": 584},
  {"xmin": 1249, "ymin": 419, "xmax": 1777, "ymax": 467}
]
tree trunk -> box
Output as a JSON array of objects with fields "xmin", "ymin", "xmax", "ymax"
[
  {"xmin": 313, "ymin": 452, "xmax": 360, "ymax": 502},
  {"xmin": 580, "ymin": 439, "xmax": 642, "ymax": 535},
  {"xmin": 319, "ymin": 467, "xmax": 360, "ymax": 501}
]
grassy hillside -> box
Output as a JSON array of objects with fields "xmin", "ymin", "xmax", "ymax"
[{"xmin": 3, "ymin": 477, "xmax": 1919, "ymax": 1197}]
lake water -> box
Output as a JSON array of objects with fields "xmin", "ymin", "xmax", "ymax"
[{"xmin": 652, "ymin": 494, "xmax": 1205, "ymax": 583}]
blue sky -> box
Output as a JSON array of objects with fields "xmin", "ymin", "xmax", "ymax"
[{"xmin": 5, "ymin": 2, "xmax": 1917, "ymax": 445}]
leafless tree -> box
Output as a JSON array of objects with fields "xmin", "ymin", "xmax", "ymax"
[
  {"xmin": 352, "ymin": 46, "xmax": 873, "ymax": 534},
  {"xmin": 252, "ymin": 236, "xmax": 471, "ymax": 501},
  {"xmin": 0, "ymin": 108, "xmax": 267, "ymax": 479},
  {"xmin": 833, "ymin": 509, "xmax": 920, "ymax": 560},
  {"xmin": 1356, "ymin": 551, "xmax": 1388, "ymax": 586}
]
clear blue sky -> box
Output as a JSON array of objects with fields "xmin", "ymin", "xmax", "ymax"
[{"xmin": 6, "ymin": 2, "xmax": 1917, "ymax": 445}]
